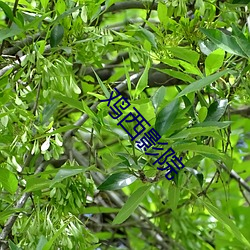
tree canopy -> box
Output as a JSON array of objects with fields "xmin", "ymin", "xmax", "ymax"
[{"xmin": 0, "ymin": 0, "xmax": 250, "ymax": 249}]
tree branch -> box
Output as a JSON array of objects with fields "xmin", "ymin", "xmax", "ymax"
[
  {"xmin": 0, "ymin": 45, "xmax": 51, "ymax": 78},
  {"xmin": 220, "ymin": 163, "xmax": 250, "ymax": 193},
  {"xmin": 2, "ymin": 32, "xmax": 46, "ymax": 56},
  {"xmin": 230, "ymin": 106, "xmax": 250, "ymax": 118}
]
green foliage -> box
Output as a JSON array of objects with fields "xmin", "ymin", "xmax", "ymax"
[
  {"xmin": 50, "ymin": 24, "xmax": 64, "ymax": 47},
  {"xmin": 176, "ymin": 69, "xmax": 231, "ymax": 97},
  {"xmin": 112, "ymin": 184, "xmax": 151, "ymax": 225},
  {"xmin": 205, "ymin": 99, "xmax": 228, "ymax": 122},
  {"xmin": 0, "ymin": 168, "xmax": 18, "ymax": 194},
  {"xmin": 98, "ymin": 172, "xmax": 137, "ymax": 191},
  {"xmin": 155, "ymin": 98, "xmax": 179, "ymax": 135}
]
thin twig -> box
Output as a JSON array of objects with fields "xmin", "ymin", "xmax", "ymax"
[
  {"xmin": 141, "ymin": 0, "xmax": 156, "ymax": 28},
  {"xmin": 198, "ymin": 170, "xmax": 219, "ymax": 197},
  {"xmin": 239, "ymin": 184, "xmax": 250, "ymax": 206},
  {"xmin": 12, "ymin": 0, "xmax": 19, "ymax": 17}
]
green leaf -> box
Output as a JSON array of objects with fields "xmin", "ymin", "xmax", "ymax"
[
  {"xmin": 176, "ymin": 69, "xmax": 231, "ymax": 98},
  {"xmin": 205, "ymin": 99, "xmax": 228, "ymax": 122},
  {"xmin": 162, "ymin": 57, "xmax": 181, "ymax": 68},
  {"xmin": 80, "ymin": 206, "xmax": 120, "ymax": 214},
  {"xmin": 176, "ymin": 87, "xmax": 196, "ymax": 119},
  {"xmin": 200, "ymin": 28, "xmax": 247, "ymax": 58},
  {"xmin": 170, "ymin": 126, "xmax": 220, "ymax": 139},
  {"xmin": 34, "ymin": 125, "xmax": 79, "ymax": 140},
  {"xmin": 51, "ymin": 166, "xmax": 86, "ymax": 186},
  {"xmin": 36, "ymin": 235, "xmax": 48, "ymax": 250},
  {"xmin": 205, "ymin": 49, "xmax": 225, "ymax": 75},
  {"xmin": 231, "ymin": 24, "xmax": 247, "ymax": 40},
  {"xmin": 25, "ymin": 12, "xmax": 52, "ymax": 30},
  {"xmin": 0, "ymin": 168, "xmax": 18, "ymax": 194},
  {"xmin": 234, "ymin": 35, "xmax": 250, "ymax": 58},
  {"xmin": 53, "ymin": 92, "xmax": 84, "ymax": 112},
  {"xmin": 168, "ymin": 47, "xmax": 200, "ymax": 65},
  {"xmin": 93, "ymin": 70, "xmax": 110, "ymax": 98},
  {"xmin": 50, "ymin": 24, "xmax": 64, "ymax": 47},
  {"xmin": 53, "ymin": 4, "xmax": 83, "ymax": 23},
  {"xmin": 203, "ymin": 201, "xmax": 250, "ymax": 248},
  {"xmin": 168, "ymin": 184, "xmax": 180, "ymax": 210},
  {"xmin": 0, "ymin": 209, "xmax": 23, "ymax": 223},
  {"xmin": 230, "ymin": 24, "xmax": 250, "ymax": 58},
  {"xmin": 98, "ymin": 172, "xmax": 137, "ymax": 191},
  {"xmin": 81, "ymin": 101, "xmax": 97, "ymax": 121},
  {"xmin": 174, "ymin": 142, "xmax": 231, "ymax": 166},
  {"xmin": 95, "ymin": 232, "xmax": 124, "ymax": 240},
  {"xmin": 134, "ymin": 59, "xmax": 151, "ymax": 98},
  {"xmin": 138, "ymin": 27, "xmax": 157, "ymax": 48},
  {"xmin": 185, "ymin": 167, "xmax": 204, "ymax": 187},
  {"xmin": 151, "ymin": 86, "xmax": 166, "ymax": 112},
  {"xmin": 0, "ymin": 26, "xmax": 23, "ymax": 42},
  {"xmin": 197, "ymin": 91, "xmax": 209, "ymax": 108},
  {"xmin": 178, "ymin": 61, "xmax": 203, "ymax": 76},
  {"xmin": 193, "ymin": 121, "xmax": 231, "ymax": 129},
  {"xmin": 41, "ymin": 101, "xmax": 60, "ymax": 125},
  {"xmin": 105, "ymin": 0, "xmax": 117, "ymax": 9},
  {"xmin": 24, "ymin": 177, "xmax": 51, "ymax": 192},
  {"xmin": 156, "ymin": 68, "xmax": 195, "ymax": 83},
  {"xmin": 180, "ymin": 144, "xmax": 230, "ymax": 166},
  {"xmin": 53, "ymin": 5, "xmax": 83, "ymax": 24},
  {"xmin": 199, "ymin": 39, "xmax": 218, "ymax": 55},
  {"xmin": 55, "ymin": 0, "xmax": 66, "ymax": 14},
  {"xmin": 112, "ymin": 185, "xmax": 151, "ymax": 224},
  {"xmin": 155, "ymin": 99, "xmax": 179, "ymax": 135},
  {"xmin": 8, "ymin": 241, "xmax": 21, "ymax": 250},
  {"xmin": 185, "ymin": 155, "xmax": 203, "ymax": 168},
  {"xmin": 42, "ymin": 223, "xmax": 69, "ymax": 250},
  {"xmin": 157, "ymin": 1, "xmax": 168, "ymax": 24},
  {"xmin": 14, "ymin": 15, "xmax": 24, "ymax": 28},
  {"xmin": 0, "ymin": 1, "xmax": 14, "ymax": 21},
  {"xmin": 123, "ymin": 60, "xmax": 132, "ymax": 94},
  {"xmin": 40, "ymin": 0, "xmax": 49, "ymax": 9},
  {"xmin": 198, "ymin": 106, "xmax": 208, "ymax": 122}
]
